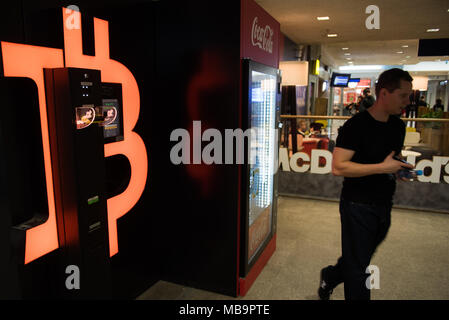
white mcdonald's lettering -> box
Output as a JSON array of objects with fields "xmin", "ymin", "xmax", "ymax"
[
  {"xmin": 279, "ymin": 148, "xmax": 449, "ymax": 184},
  {"xmin": 278, "ymin": 148, "xmax": 332, "ymax": 174}
]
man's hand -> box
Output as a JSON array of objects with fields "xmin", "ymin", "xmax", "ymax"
[{"xmin": 381, "ymin": 151, "xmax": 414, "ymax": 174}]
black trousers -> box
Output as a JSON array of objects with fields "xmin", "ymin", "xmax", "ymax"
[{"xmin": 326, "ymin": 198, "xmax": 392, "ymax": 300}]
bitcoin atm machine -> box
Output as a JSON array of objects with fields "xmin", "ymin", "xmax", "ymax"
[{"xmin": 44, "ymin": 67, "xmax": 123, "ymax": 298}]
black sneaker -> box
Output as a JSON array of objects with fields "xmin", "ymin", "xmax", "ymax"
[{"xmin": 318, "ymin": 266, "xmax": 334, "ymax": 300}]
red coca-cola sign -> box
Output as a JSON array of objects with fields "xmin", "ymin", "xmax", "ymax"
[{"xmin": 241, "ymin": 0, "xmax": 280, "ymax": 68}]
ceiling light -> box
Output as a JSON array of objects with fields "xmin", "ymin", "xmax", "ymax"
[
  {"xmin": 344, "ymin": 53, "xmax": 351, "ymax": 56},
  {"xmin": 406, "ymin": 56, "xmax": 411, "ymax": 58},
  {"xmin": 327, "ymin": 34, "xmax": 338, "ymax": 37},
  {"xmin": 317, "ymin": 16, "xmax": 330, "ymax": 21},
  {"xmin": 426, "ymin": 28, "xmax": 440, "ymax": 32},
  {"xmin": 346, "ymin": 58, "xmax": 352, "ymax": 60},
  {"xmin": 396, "ymin": 51, "xmax": 404, "ymax": 54},
  {"xmin": 342, "ymin": 47, "xmax": 349, "ymax": 50},
  {"xmin": 402, "ymin": 45, "xmax": 409, "ymax": 48},
  {"xmin": 340, "ymin": 65, "xmax": 383, "ymax": 71}
]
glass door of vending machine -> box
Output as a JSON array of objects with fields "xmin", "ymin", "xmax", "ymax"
[{"xmin": 241, "ymin": 59, "xmax": 278, "ymax": 277}]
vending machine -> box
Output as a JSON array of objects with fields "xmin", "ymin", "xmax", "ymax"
[{"xmin": 239, "ymin": 59, "xmax": 280, "ymax": 294}]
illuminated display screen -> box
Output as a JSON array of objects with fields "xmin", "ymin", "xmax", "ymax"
[
  {"xmin": 248, "ymin": 70, "xmax": 276, "ymax": 262},
  {"xmin": 75, "ymin": 106, "xmax": 95, "ymax": 129},
  {"xmin": 334, "ymin": 76, "xmax": 349, "ymax": 85},
  {"xmin": 331, "ymin": 73, "xmax": 351, "ymax": 87},
  {"xmin": 101, "ymin": 99, "xmax": 121, "ymax": 139}
]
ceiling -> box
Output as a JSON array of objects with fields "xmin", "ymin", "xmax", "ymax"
[{"xmin": 256, "ymin": 0, "xmax": 449, "ymax": 70}]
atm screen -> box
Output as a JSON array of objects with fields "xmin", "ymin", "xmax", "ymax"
[
  {"xmin": 101, "ymin": 99, "xmax": 121, "ymax": 139},
  {"xmin": 100, "ymin": 83, "xmax": 124, "ymax": 143},
  {"xmin": 76, "ymin": 106, "xmax": 96, "ymax": 130}
]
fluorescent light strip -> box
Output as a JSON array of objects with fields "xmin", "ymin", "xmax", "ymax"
[
  {"xmin": 317, "ymin": 16, "xmax": 330, "ymax": 20},
  {"xmin": 426, "ymin": 28, "xmax": 439, "ymax": 32},
  {"xmin": 340, "ymin": 65, "xmax": 383, "ymax": 71},
  {"xmin": 327, "ymin": 34, "xmax": 338, "ymax": 37}
]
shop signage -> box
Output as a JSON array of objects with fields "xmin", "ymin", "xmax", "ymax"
[
  {"xmin": 251, "ymin": 17, "xmax": 274, "ymax": 54},
  {"xmin": 279, "ymin": 147, "xmax": 449, "ymax": 184},
  {"xmin": 279, "ymin": 148, "xmax": 333, "ymax": 174},
  {"xmin": 0, "ymin": 7, "xmax": 147, "ymax": 263},
  {"xmin": 241, "ymin": 0, "xmax": 280, "ymax": 68}
]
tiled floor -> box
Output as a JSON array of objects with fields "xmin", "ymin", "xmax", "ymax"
[{"xmin": 138, "ymin": 196, "xmax": 449, "ymax": 300}]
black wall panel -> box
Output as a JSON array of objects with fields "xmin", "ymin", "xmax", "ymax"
[{"xmin": 1, "ymin": 0, "xmax": 244, "ymax": 299}]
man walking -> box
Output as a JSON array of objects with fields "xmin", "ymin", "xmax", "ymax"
[{"xmin": 318, "ymin": 68, "xmax": 414, "ymax": 300}]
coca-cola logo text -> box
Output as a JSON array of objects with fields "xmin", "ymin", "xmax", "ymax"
[{"xmin": 251, "ymin": 17, "xmax": 274, "ymax": 54}]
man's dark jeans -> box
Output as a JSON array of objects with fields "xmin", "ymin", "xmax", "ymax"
[{"xmin": 325, "ymin": 198, "xmax": 392, "ymax": 300}]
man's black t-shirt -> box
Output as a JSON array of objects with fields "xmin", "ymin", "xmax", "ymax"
[{"xmin": 336, "ymin": 110, "xmax": 406, "ymax": 204}]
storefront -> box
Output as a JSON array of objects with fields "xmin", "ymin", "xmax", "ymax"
[
  {"xmin": 278, "ymin": 115, "xmax": 449, "ymax": 213},
  {"xmin": 332, "ymin": 78, "xmax": 373, "ymax": 115}
]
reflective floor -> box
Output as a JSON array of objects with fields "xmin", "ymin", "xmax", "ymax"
[{"xmin": 138, "ymin": 196, "xmax": 449, "ymax": 300}]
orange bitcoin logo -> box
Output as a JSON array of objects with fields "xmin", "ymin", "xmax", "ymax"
[{"xmin": 0, "ymin": 7, "xmax": 148, "ymax": 263}]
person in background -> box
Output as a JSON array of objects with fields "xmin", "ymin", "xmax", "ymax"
[
  {"xmin": 297, "ymin": 119, "xmax": 309, "ymax": 137},
  {"xmin": 358, "ymin": 88, "xmax": 375, "ymax": 113},
  {"xmin": 344, "ymin": 100, "xmax": 359, "ymax": 116},
  {"xmin": 309, "ymin": 122, "xmax": 324, "ymax": 138},
  {"xmin": 355, "ymin": 96, "xmax": 363, "ymax": 113},
  {"xmin": 417, "ymin": 96, "xmax": 427, "ymax": 108},
  {"xmin": 433, "ymin": 98, "xmax": 444, "ymax": 113}
]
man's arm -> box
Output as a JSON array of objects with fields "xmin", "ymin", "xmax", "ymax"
[{"xmin": 332, "ymin": 147, "xmax": 413, "ymax": 178}]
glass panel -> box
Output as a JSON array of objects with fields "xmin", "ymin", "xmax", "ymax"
[
  {"xmin": 278, "ymin": 115, "xmax": 449, "ymax": 213},
  {"xmin": 248, "ymin": 70, "xmax": 276, "ymax": 262}
]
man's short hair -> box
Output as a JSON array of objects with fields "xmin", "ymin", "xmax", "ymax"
[{"xmin": 375, "ymin": 68, "xmax": 413, "ymax": 97}]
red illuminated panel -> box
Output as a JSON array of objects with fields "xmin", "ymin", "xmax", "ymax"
[
  {"xmin": 62, "ymin": 8, "xmax": 148, "ymax": 256},
  {"xmin": 358, "ymin": 79, "xmax": 371, "ymax": 88},
  {"xmin": 1, "ymin": 42, "xmax": 64, "ymax": 264}
]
